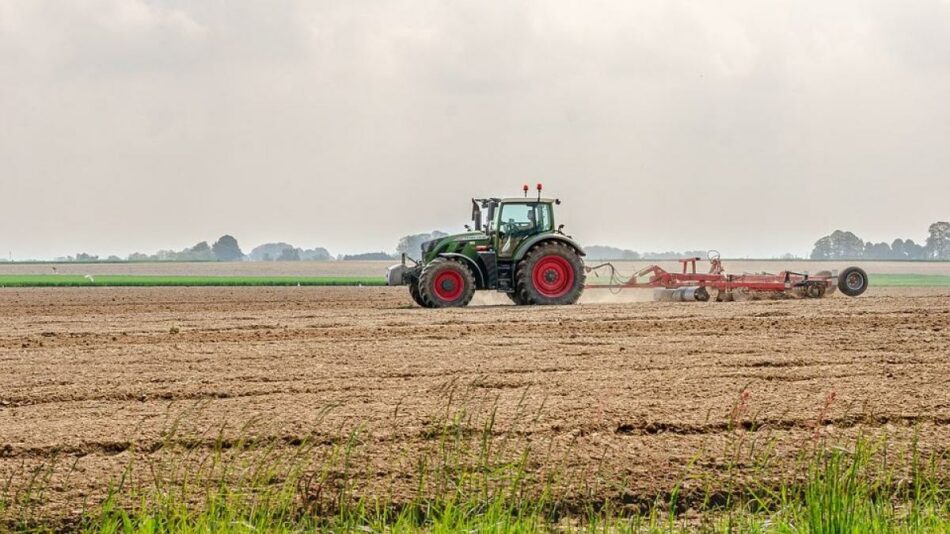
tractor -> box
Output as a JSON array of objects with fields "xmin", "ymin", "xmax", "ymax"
[{"xmin": 387, "ymin": 184, "xmax": 586, "ymax": 308}]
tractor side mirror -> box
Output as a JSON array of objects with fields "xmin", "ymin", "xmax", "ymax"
[
  {"xmin": 557, "ymin": 224, "xmax": 565, "ymax": 234},
  {"xmin": 464, "ymin": 224, "xmax": 471, "ymax": 231}
]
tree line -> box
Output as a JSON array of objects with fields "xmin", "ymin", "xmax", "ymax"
[
  {"xmin": 811, "ymin": 221, "xmax": 950, "ymax": 260},
  {"xmin": 36, "ymin": 222, "xmax": 950, "ymax": 263},
  {"xmin": 51, "ymin": 235, "xmax": 399, "ymax": 263}
]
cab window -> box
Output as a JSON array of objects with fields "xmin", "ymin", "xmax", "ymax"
[{"xmin": 497, "ymin": 203, "xmax": 552, "ymax": 234}]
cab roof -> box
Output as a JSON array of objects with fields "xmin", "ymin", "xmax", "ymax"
[{"xmin": 497, "ymin": 197, "xmax": 558, "ymax": 203}]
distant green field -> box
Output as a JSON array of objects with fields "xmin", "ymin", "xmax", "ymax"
[
  {"xmin": 0, "ymin": 275, "xmax": 387, "ymax": 287},
  {"xmin": 0, "ymin": 273, "xmax": 947, "ymax": 288},
  {"xmin": 869, "ymin": 273, "xmax": 950, "ymax": 287}
]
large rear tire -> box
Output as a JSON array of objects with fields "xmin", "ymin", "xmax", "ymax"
[
  {"xmin": 418, "ymin": 258, "xmax": 476, "ymax": 308},
  {"xmin": 506, "ymin": 291, "xmax": 528, "ymax": 305},
  {"xmin": 837, "ymin": 266, "xmax": 869, "ymax": 297},
  {"xmin": 515, "ymin": 242, "xmax": 585, "ymax": 305}
]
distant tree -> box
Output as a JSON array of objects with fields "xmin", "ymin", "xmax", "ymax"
[
  {"xmin": 810, "ymin": 230, "xmax": 865, "ymax": 259},
  {"xmin": 128, "ymin": 252, "xmax": 152, "ymax": 261},
  {"xmin": 299, "ymin": 247, "xmax": 332, "ymax": 261},
  {"xmin": 584, "ymin": 245, "xmax": 641, "ymax": 260},
  {"xmin": 832, "ymin": 231, "xmax": 865, "ymax": 259},
  {"xmin": 903, "ymin": 239, "xmax": 926, "ymax": 260},
  {"xmin": 925, "ymin": 221, "xmax": 950, "ymax": 259},
  {"xmin": 75, "ymin": 252, "xmax": 98, "ymax": 261},
  {"xmin": 212, "ymin": 235, "xmax": 244, "ymax": 261},
  {"xmin": 342, "ymin": 252, "xmax": 395, "ymax": 261},
  {"xmin": 810, "ymin": 236, "xmax": 834, "ymax": 259},
  {"xmin": 154, "ymin": 249, "xmax": 175, "ymax": 261},
  {"xmin": 184, "ymin": 241, "xmax": 214, "ymax": 261},
  {"xmin": 890, "ymin": 238, "xmax": 906, "ymax": 259},
  {"xmin": 397, "ymin": 231, "xmax": 448, "ymax": 257},
  {"xmin": 863, "ymin": 241, "xmax": 892, "ymax": 260},
  {"xmin": 249, "ymin": 243, "xmax": 295, "ymax": 261},
  {"xmin": 639, "ymin": 250, "xmax": 709, "ymax": 260},
  {"xmin": 106, "ymin": 255, "xmax": 122, "ymax": 262},
  {"xmin": 277, "ymin": 248, "xmax": 300, "ymax": 261}
]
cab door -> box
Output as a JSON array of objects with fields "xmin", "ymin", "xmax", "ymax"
[{"xmin": 494, "ymin": 202, "xmax": 551, "ymax": 260}]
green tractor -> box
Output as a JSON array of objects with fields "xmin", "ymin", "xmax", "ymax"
[{"xmin": 388, "ymin": 185, "xmax": 586, "ymax": 308}]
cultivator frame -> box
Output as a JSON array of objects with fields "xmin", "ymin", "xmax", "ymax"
[{"xmin": 585, "ymin": 251, "xmax": 869, "ymax": 301}]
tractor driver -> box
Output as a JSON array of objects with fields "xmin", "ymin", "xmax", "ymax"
[{"xmin": 506, "ymin": 209, "xmax": 536, "ymax": 234}]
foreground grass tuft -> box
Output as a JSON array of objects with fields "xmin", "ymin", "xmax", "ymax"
[
  {"xmin": 79, "ymin": 442, "xmax": 949, "ymax": 532},
  {"xmin": 81, "ymin": 433, "xmax": 950, "ymax": 532},
  {"xmin": 4, "ymin": 395, "xmax": 948, "ymax": 533}
]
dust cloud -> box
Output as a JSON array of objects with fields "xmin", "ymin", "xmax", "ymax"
[{"xmin": 469, "ymin": 288, "xmax": 654, "ymax": 306}]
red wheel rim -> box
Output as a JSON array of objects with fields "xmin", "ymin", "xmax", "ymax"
[
  {"xmin": 433, "ymin": 270, "xmax": 464, "ymax": 301},
  {"xmin": 532, "ymin": 255, "xmax": 574, "ymax": 298}
]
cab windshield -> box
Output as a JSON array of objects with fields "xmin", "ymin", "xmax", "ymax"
[{"xmin": 495, "ymin": 202, "xmax": 553, "ymax": 235}]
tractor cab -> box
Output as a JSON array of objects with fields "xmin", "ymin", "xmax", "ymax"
[{"xmin": 471, "ymin": 196, "xmax": 560, "ymax": 260}]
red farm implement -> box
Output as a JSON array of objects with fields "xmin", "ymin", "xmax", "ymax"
[{"xmin": 584, "ymin": 251, "xmax": 869, "ymax": 302}]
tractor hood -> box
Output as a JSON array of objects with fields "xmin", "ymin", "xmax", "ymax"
[{"xmin": 420, "ymin": 232, "xmax": 489, "ymax": 258}]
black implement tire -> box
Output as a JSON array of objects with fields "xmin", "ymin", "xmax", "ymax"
[
  {"xmin": 815, "ymin": 270, "xmax": 837, "ymax": 296},
  {"xmin": 409, "ymin": 282, "xmax": 433, "ymax": 308},
  {"xmin": 837, "ymin": 266, "xmax": 869, "ymax": 297},
  {"xmin": 515, "ymin": 242, "xmax": 585, "ymax": 305},
  {"xmin": 804, "ymin": 283, "xmax": 826, "ymax": 299},
  {"xmin": 418, "ymin": 258, "xmax": 475, "ymax": 308}
]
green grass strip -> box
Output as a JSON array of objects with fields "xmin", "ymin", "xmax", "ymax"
[
  {"xmin": 869, "ymin": 273, "xmax": 950, "ymax": 287},
  {"xmin": 0, "ymin": 275, "xmax": 387, "ymax": 287}
]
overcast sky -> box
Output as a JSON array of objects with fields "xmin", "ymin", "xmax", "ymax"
[{"xmin": 2, "ymin": 0, "xmax": 949, "ymax": 259}]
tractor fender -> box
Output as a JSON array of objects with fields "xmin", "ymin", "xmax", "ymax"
[
  {"xmin": 437, "ymin": 253, "xmax": 487, "ymax": 289},
  {"xmin": 513, "ymin": 234, "xmax": 586, "ymax": 261}
]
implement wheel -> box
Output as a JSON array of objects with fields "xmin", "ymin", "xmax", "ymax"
[
  {"xmin": 515, "ymin": 242, "xmax": 585, "ymax": 305},
  {"xmin": 418, "ymin": 258, "xmax": 475, "ymax": 308},
  {"xmin": 815, "ymin": 271, "xmax": 837, "ymax": 296},
  {"xmin": 837, "ymin": 266, "xmax": 869, "ymax": 297},
  {"xmin": 804, "ymin": 283, "xmax": 826, "ymax": 299}
]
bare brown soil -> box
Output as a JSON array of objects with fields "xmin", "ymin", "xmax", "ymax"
[{"xmin": 1, "ymin": 286, "xmax": 948, "ymax": 521}]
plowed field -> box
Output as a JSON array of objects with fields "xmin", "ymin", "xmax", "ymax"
[{"xmin": 1, "ymin": 286, "xmax": 948, "ymax": 522}]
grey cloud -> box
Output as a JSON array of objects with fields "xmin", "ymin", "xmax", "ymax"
[{"xmin": 1, "ymin": 0, "xmax": 948, "ymax": 259}]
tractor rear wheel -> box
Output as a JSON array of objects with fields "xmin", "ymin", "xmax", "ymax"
[
  {"xmin": 506, "ymin": 291, "xmax": 528, "ymax": 305},
  {"xmin": 418, "ymin": 258, "xmax": 476, "ymax": 308},
  {"xmin": 515, "ymin": 242, "xmax": 585, "ymax": 305}
]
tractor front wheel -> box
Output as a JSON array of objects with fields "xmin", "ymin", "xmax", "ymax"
[
  {"xmin": 418, "ymin": 258, "xmax": 476, "ymax": 308},
  {"xmin": 409, "ymin": 281, "xmax": 433, "ymax": 308},
  {"xmin": 515, "ymin": 242, "xmax": 585, "ymax": 305}
]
